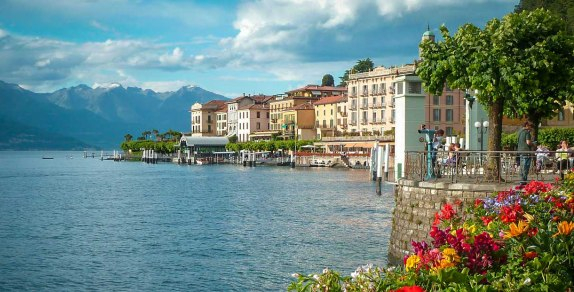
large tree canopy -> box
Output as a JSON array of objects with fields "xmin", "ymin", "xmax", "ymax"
[
  {"xmin": 321, "ymin": 74, "xmax": 335, "ymax": 86},
  {"xmin": 417, "ymin": 8, "xmax": 574, "ymax": 179},
  {"xmin": 516, "ymin": 0, "xmax": 574, "ymax": 34}
]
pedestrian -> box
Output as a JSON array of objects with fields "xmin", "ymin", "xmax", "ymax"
[
  {"xmin": 517, "ymin": 121, "xmax": 534, "ymax": 185},
  {"xmin": 432, "ymin": 129, "xmax": 444, "ymax": 176},
  {"xmin": 555, "ymin": 140, "xmax": 572, "ymax": 174}
]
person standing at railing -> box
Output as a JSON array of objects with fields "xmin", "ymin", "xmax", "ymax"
[
  {"xmin": 432, "ymin": 129, "xmax": 445, "ymax": 177},
  {"xmin": 555, "ymin": 140, "xmax": 572, "ymax": 174},
  {"xmin": 517, "ymin": 121, "xmax": 534, "ymax": 185}
]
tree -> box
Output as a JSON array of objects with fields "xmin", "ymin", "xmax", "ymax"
[
  {"xmin": 124, "ymin": 133, "xmax": 133, "ymax": 142},
  {"xmin": 338, "ymin": 58, "xmax": 375, "ymax": 86},
  {"xmin": 141, "ymin": 130, "xmax": 151, "ymax": 140},
  {"xmin": 321, "ymin": 74, "xmax": 335, "ymax": 86},
  {"xmin": 516, "ymin": 0, "xmax": 574, "ymax": 34},
  {"xmin": 152, "ymin": 129, "xmax": 159, "ymax": 141},
  {"xmin": 417, "ymin": 9, "xmax": 574, "ymax": 180},
  {"xmin": 502, "ymin": 9, "xmax": 574, "ymax": 139}
]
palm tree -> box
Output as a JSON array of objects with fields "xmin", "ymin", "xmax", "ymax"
[{"xmin": 124, "ymin": 133, "xmax": 133, "ymax": 142}]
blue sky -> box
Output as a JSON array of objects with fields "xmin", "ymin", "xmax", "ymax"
[{"xmin": 0, "ymin": 0, "xmax": 518, "ymax": 98}]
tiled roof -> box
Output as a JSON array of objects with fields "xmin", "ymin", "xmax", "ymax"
[
  {"xmin": 313, "ymin": 95, "xmax": 347, "ymax": 105},
  {"xmin": 203, "ymin": 100, "xmax": 227, "ymax": 111},
  {"xmin": 238, "ymin": 103, "xmax": 270, "ymax": 111},
  {"xmin": 292, "ymin": 102, "xmax": 314, "ymax": 110},
  {"xmin": 286, "ymin": 84, "xmax": 347, "ymax": 94}
]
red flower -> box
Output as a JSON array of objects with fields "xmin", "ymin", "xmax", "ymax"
[
  {"xmin": 500, "ymin": 204, "xmax": 523, "ymax": 223},
  {"xmin": 474, "ymin": 199, "xmax": 483, "ymax": 208},
  {"xmin": 524, "ymin": 251, "xmax": 538, "ymax": 260},
  {"xmin": 393, "ymin": 285, "xmax": 425, "ymax": 292},
  {"xmin": 528, "ymin": 227, "xmax": 538, "ymax": 237},
  {"xmin": 481, "ymin": 216, "xmax": 493, "ymax": 226},
  {"xmin": 440, "ymin": 204, "xmax": 456, "ymax": 220}
]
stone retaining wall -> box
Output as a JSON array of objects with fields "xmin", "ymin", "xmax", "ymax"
[{"xmin": 388, "ymin": 179, "xmax": 511, "ymax": 264}]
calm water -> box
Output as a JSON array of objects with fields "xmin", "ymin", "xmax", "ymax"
[{"xmin": 0, "ymin": 151, "xmax": 395, "ymax": 291}]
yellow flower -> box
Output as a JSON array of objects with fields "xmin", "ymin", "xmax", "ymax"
[
  {"xmin": 553, "ymin": 221, "xmax": 574, "ymax": 237},
  {"xmin": 504, "ymin": 220, "xmax": 529, "ymax": 239},
  {"xmin": 441, "ymin": 248, "xmax": 461, "ymax": 263},
  {"xmin": 405, "ymin": 255, "xmax": 420, "ymax": 272},
  {"xmin": 523, "ymin": 213, "xmax": 534, "ymax": 224},
  {"xmin": 463, "ymin": 222, "xmax": 477, "ymax": 235}
]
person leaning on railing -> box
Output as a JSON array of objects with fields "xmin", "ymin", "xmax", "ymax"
[
  {"xmin": 555, "ymin": 140, "xmax": 573, "ymax": 173},
  {"xmin": 517, "ymin": 121, "xmax": 535, "ymax": 185}
]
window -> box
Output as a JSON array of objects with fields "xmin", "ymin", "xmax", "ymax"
[
  {"xmin": 433, "ymin": 95, "xmax": 440, "ymax": 105},
  {"xmin": 396, "ymin": 82, "xmax": 404, "ymax": 95},
  {"xmin": 362, "ymin": 85, "xmax": 368, "ymax": 95},
  {"xmin": 407, "ymin": 82, "xmax": 422, "ymax": 94},
  {"xmin": 351, "ymin": 86, "xmax": 357, "ymax": 97},
  {"xmin": 391, "ymin": 110, "xmax": 395, "ymax": 123},
  {"xmin": 446, "ymin": 109, "xmax": 453, "ymax": 122},
  {"xmin": 257, "ymin": 111, "xmax": 260, "ymax": 118},
  {"xmin": 330, "ymin": 109, "xmax": 333, "ymax": 115},
  {"xmin": 381, "ymin": 109, "xmax": 385, "ymax": 120},
  {"xmin": 316, "ymin": 120, "xmax": 319, "ymax": 127},
  {"xmin": 267, "ymin": 112, "xmax": 269, "ymax": 118},
  {"xmin": 322, "ymin": 120, "xmax": 326, "ymax": 128},
  {"xmin": 446, "ymin": 95, "xmax": 453, "ymax": 105},
  {"xmin": 372, "ymin": 84, "xmax": 378, "ymax": 95},
  {"xmin": 381, "ymin": 96, "xmax": 385, "ymax": 105},
  {"xmin": 446, "ymin": 127, "xmax": 453, "ymax": 136},
  {"xmin": 257, "ymin": 122, "xmax": 260, "ymax": 130},
  {"xmin": 373, "ymin": 97, "xmax": 376, "ymax": 105},
  {"xmin": 380, "ymin": 83, "xmax": 386, "ymax": 94},
  {"xmin": 373, "ymin": 112, "xmax": 377, "ymax": 122},
  {"xmin": 330, "ymin": 119, "xmax": 333, "ymax": 128},
  {"xmin": 433, "ymin": 109, "xmax": 441, "ymax": 121}
]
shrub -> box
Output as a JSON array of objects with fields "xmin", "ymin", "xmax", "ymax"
[{"xmin": 289, "ymin": 174, "xmax": 574, "ymax": 291}]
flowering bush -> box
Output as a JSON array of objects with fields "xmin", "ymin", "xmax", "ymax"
[{"xmin": 289, "ymin": 179, "xmax": 574, "ymax": 291}]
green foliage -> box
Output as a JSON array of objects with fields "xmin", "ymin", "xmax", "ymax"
[
  {"xmin": 516, "ymin": 0, "xmax": 574, "ymax": 34},
  {"xmin": 225, "ymin": 140, "xmax": 315, "ymax": 153},
  {"xmin": 289, "ymin": 179, "xmax": 574, "ymax": 291},
  {"xmin": 502, "ymin": 127, "xmax": 574, "ymax": 149},
  {"xmin": 120, "ymin": 140, "xmax": 176, "ymax": 153},
  {"xmin": 321, "ymin": 74, "xmax": 335, "ymax": 87},
  {"xmin": 228, "ymin": 134, "xmax": 238, "ymax": 144}
]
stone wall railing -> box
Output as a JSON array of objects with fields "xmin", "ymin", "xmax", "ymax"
[{"xmin": 388, "ymin": 179, "xmax": 509, "ymax": 265}]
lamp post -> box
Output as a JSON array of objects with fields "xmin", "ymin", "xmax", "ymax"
[{"xmin": 475, "ymin": 120, "xmax": 489, "ymax": 163}]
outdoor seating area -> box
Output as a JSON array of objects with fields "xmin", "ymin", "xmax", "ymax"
[{"xmin": 405, "ymin": 150, "xmax": 574, "ymax": 184}]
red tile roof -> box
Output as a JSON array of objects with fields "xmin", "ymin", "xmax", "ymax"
[
  {"xmin": 292, "ymin": 102, "xmax": 315, "ymax": 110},
  {"xmin": 313, "ymin": 95, "xmax": 347, "ymax": 105}
]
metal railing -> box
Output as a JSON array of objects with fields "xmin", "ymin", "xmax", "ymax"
[{"xmin": 404, "ymin": 150, "xmax": 573, "ymax": 184}]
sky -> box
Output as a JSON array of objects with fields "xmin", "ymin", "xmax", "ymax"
[{"xmin": 0, "ymin": 0, "xmax": 518, "ymax": 98}]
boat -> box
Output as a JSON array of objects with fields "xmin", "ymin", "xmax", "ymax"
[
  {"xmin": 309, "ymin": 159, "xmax": 330, "ymax": 167},
  {"xmin": 196, "ymin": 158, "xmax": 210, "ymax": 165},
  {"xmin": 42, "ymin": 157, "xmax": 54, "ymax": 159}
]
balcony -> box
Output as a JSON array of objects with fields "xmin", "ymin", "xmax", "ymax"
[
  {"xmin": 271, "ymin": 119, "xmax": 277, "ymax": 123},
  {"xmin": 349, "ymin": 93, "xmax": 357, "ymax": 98},
  {"xmin": 350, "ymin": 105, "xmax": 357, "ymax": 110},
  {"xmin": 338, "ymin": 112, "xmax": 348, "ymax": 117},
  {"xmin": 361, "ymin": 92, "xmax": 368, "ymax": 97},
  {"xmin": 371, "ymin": 103, "xmax": 383, "ymax": 109},
  {"xmin": 361, "ymin": 119, "xmax": 368, "ymax": 125},
  {"xmin": 360, "ymin": 104, "xmax": 369, "ymax": 110}
]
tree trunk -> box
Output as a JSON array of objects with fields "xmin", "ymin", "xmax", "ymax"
[
  {"xmin": 486, "ymin": 98, "xmax": 504, "ymax": 181},
  {"xmin": 528, "ymin": 115, "xmax": 540, "ymax": 142}
]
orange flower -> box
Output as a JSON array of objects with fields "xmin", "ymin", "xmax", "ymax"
[
  {"xmin": 504, "ymin": 220, "xmax": 529, "ymax": 239},
  {"xmin": 553, "ymin": 221, "xmax": 574, "ymax": 237}
]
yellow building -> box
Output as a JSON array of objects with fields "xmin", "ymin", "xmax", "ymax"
[
  {"xmin": 313, "ymin": 95, "xmax": 348, "ymax": 139},
  {"xmin": 190, "ymin": 100, "xmax": 227, "ymax": 137}
]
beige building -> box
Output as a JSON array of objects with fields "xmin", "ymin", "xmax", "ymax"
[
  {"xmin": 216, "ymin": 108, "xmax": 227, "ymax": 136},
  {"xmin": 313, "ymin": 95, "xmax": 348, "ymax": 139},
  {"xmin": 281, "ymin": 102, "xmax": 316, "ymax": 141},
  {"xmin": 347, "ymin": 64, "xmax": 417, "ymax": 135},
  {"xmin": 190, "ymin": 100, "xmax": 227, "ymax": 137},
  {"xmin": 226, "ymin": 95, "xmax": 274, "ymax": 138},
  {"xmin": 237, "ymin": 103, "xmax": 271, "ymax": 142}
]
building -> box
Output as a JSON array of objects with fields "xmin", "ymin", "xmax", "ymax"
[
  {"xmin": 190, "ymin": 100, "xmax": 227, "ymax": 137},
  {"xmin": 424, "ymin": 86, "xmax": 467, "ymax": 137},
  {"xmin": 216, "ymin": 107, "xmax": 228, "ymax": 136},
  {"xmin": 226, "ymin": 94, "xmax": 273, "ymax": 138},
  {"xmin": 237, "ymin": 103, "xmax": 271, "ymax": 142},
  {"xmin": 313, "ymin": 95, "xmax": 348, "ymax": 139},
  {"xmin": 346, "ymin": 64, "xmax": 416, "ymax": 135}
]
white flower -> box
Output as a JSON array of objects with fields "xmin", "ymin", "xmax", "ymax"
[{"xmin": 523, "ymin": 278, "xmax": 531, "ymax": 285}]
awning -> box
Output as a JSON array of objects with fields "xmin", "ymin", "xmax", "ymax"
[{"xmin": 344, "ymin": 142, "xmax": 376, "ymax": 148}]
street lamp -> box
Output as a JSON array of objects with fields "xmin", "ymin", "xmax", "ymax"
[{"xmin": 474, "ymin": 120, "xmax": 489, "ymax": 151}]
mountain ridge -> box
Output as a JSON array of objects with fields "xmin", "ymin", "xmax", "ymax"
[{"xmin": 0, "ymin": 80, "xmax": 229, "ymax": 150}]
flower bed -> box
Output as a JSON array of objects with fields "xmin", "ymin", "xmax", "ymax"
[{"xmin": 289, "ymin": 173, "xmax": 574, "ymax": 291}]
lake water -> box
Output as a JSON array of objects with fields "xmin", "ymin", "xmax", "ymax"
[{"xmin": 0, "ymin": 151, "xmax": 395, "ymax": 291}]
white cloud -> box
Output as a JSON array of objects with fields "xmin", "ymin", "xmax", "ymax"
[{"xmin": 159, "ymin": 47, "xmax": 184, "ymax": 66}]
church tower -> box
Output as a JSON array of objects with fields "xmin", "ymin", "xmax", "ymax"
[{"xmin": 419, "ymin": 25, "xmax": 435, "ymax": 59}]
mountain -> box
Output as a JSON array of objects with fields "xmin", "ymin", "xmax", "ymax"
[{"xmin": 0, "ymin": 80, "xmax": 229, "ymax": 150}]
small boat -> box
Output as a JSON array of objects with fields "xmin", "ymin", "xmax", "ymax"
[
  {"xmin": 309, "ymin": 159, "xmax": 327, "ymax": 167},
  {"xmin": 42, "ymin": 157, "xmax": 54, "ymax": 159},
  {"xmin": 196, "ymin": 158, "xmax": 210, "ymax": 165}
]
